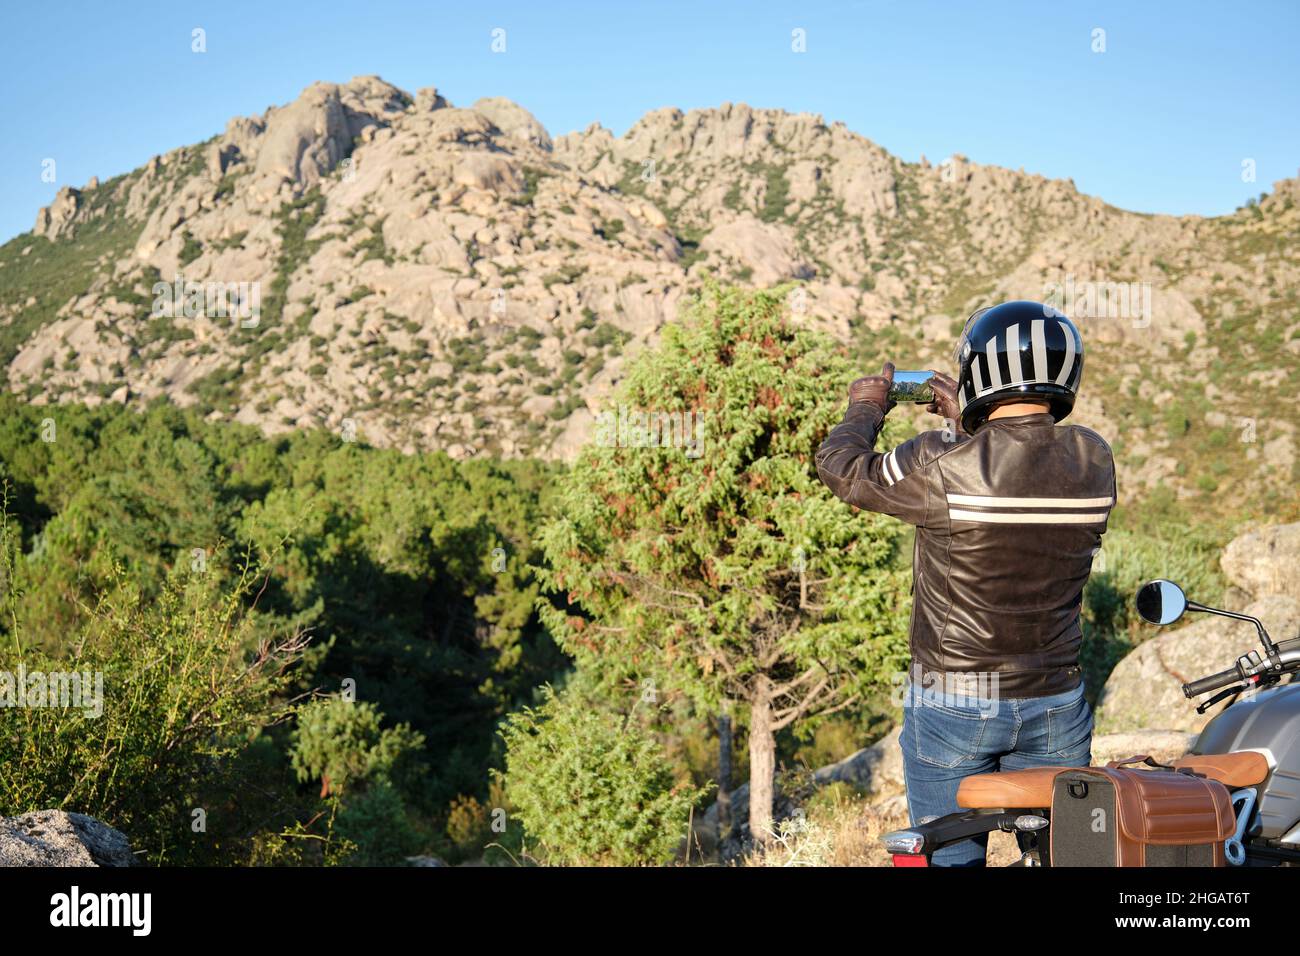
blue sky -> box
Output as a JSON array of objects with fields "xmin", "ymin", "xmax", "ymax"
[{"xmin": 2, "ymin": 0, "xmax": 1297, "ymax": 242}]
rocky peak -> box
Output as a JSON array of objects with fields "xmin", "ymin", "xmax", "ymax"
[
  {"xmin": 472, "ymin": 97, "xmax": 552, "ymax": 151},
  {"xmin": 251, "ymin": 76, "xmax": 410, "ymax": 189},
  {"xmin": 32, "ymin": 185, "xmax": 82, "ymax": 239}
]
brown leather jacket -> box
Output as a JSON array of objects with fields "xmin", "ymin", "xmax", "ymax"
[{"xmin": 816, "ymin": 403, "xmax": 1116, "ymax": 698}]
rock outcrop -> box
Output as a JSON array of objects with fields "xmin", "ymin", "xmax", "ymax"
[
  {"xmin": 1221, "ymin": 523, "xmax": 1300, "ymax": 603},
  {"xmin": 471, "ymin": 97, "xmax": 552, "ymax": 150},
  {"xmin": 253, "ymin": 76, "xmax": 409, "ymax": 189},
  {"xmin": 0, "ymin": 811, "xmax": 135, "ymax": 867},
  {"xmin": 32, "ymin": 186, "xmax": 82, "ymax": 239},
  {"xmin": 696, "ymin": 218, "xmax": 815, "ymax": 285}
]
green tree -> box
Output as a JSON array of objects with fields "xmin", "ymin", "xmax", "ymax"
[
  {"xmin": 16, "ymin": 430, "xmax": 229, "ymax": 648},
  {"xmin": 536, "ymin": 284, "xmax": 911, "ymax": 845},
  {"xmin": 291, "ymin": 697, "xmax": 425, "ymax": 796},
  {"xmin": 333, "ymin": 779, "xmax": 422, "ymax": 866}
]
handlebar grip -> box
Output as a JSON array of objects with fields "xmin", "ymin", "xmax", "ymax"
[{"xmin": 1183, "ymin": 666, "xmax": 1243, "ymax": 699}]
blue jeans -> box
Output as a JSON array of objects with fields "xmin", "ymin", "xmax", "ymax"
[{"xmin": 900, "ymin": 680, "xmax": 1093, "ymax": 867}]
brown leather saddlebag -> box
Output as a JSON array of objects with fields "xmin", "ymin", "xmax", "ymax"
[{"xmin": 1049, "ymin": 756, "xmax": 1236, "ymax": 867}]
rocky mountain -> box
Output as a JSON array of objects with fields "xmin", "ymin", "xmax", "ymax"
[{"xmin": 2, "ymin": 75, "xmax": 1297, "ymax": 516}]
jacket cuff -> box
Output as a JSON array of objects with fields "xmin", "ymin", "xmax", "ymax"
[{"xmin": 845, "ymin": 401, "xmax": 887, "ymax": 429}]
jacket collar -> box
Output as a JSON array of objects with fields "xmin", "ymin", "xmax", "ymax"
[{"xmin": 977, "ymin": 412, "xmax": 1056, "ymax": 430}]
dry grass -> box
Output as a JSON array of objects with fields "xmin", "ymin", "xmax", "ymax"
[{"xmin": 749, "ymin": 785, "xmax": 1026, "ymax": 867}]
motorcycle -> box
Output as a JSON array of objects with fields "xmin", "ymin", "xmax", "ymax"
[{"xmin": 881, "ymin": 578, "xmax": 1300, "ymax": 866}]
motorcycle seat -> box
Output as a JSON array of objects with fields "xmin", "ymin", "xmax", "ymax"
[
  {"xmin": 956, "ymin": 767, "xmax": 1070, "ymax": 809},
  {"xmin": 955, "ymin": 751, "xmax": 1269, "ymax": 809},
  {"xmin": 1172, "ymin": 751, "xmax": 1269, "ymax": 787}
]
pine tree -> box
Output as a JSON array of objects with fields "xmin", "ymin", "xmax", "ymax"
[{"xmin": 537, "ymin": 284, "xmax": 911, "ymax": 846}]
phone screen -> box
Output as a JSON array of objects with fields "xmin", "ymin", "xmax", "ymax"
[{"xmin": 887, "ymin": 370, "xmax": 935, "ymax": 404}]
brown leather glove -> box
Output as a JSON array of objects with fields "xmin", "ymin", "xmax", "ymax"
[
  {"xmin": 848, "ymin": 361, "xmax": 896, "ymax": 414},
  {"xmin": 926, "ymin": 370, "xmax": 967, "ymax": 435}
]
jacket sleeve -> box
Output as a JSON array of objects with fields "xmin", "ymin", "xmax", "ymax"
[{"xmin": 815, "ymin": 402, "xmax": 946, "ymax": 527}]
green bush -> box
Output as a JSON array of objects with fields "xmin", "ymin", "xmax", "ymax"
[
  {"xmin": 179, "ymin": 231, "xmax": 203, "ymax": 265},
  {"xmin": 509, "ymin": 166, "xmax": 550, "ymax": 206},
  {"xmin": 290, "ymin": 697, "xmax": 425, "ymax": 796},
  {"xmin": 759, "ymin": 164, "xmax": 791, "ymax": 223},
  {"xmin": 497, "ymin": 685, "xmax": 708, "ymax": 865}
]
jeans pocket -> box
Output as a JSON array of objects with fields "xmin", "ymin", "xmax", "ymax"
[
  {"xmin": 911, "ymin": 702, "xmax": 988, "ymax": 769},
  {"xmin": 1046, "ymin": 694, "xmax": 1093, "ymax": 759}
]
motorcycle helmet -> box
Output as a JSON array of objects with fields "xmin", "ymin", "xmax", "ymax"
[{"xmin": 953, "ymin": 300, "xmax": 1084, "ymax": 433}]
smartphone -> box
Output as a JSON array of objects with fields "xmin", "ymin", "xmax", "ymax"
[{"xmin": 887, "ymin": 370, "xmax": 935, "ymax": 404}]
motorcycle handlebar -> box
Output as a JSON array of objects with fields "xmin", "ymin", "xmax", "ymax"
[
  {"xmin": 1183, "ymin": 666, "xmax": 1244, "ymax": 699},
  {"xmin": 1178, "ymin": 635, "xmax": 1300, "ymax": 701}
]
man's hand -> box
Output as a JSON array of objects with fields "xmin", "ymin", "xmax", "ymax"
[
  {"xmin": 848, "ymin": 361, "xmax": 896, "ymax": 414},
  {"xmin": 926, "ymin": 370, "xmax": 967, "ymax": 434}
]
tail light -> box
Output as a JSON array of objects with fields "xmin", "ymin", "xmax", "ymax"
[{"xmin": 882, "ymin": 828, "xmax": 928, "ymax": 866}]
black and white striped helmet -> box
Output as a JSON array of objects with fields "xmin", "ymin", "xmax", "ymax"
[{"xmin": 953, "ymin": 301, "xmax": 1084, "ymax": 433}]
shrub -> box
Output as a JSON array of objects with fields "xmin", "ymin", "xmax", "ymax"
[
  {"xmin": 444, "ymin": 792, "xmax": 494, "ymax": 859},
  {"xmin": 179, "ymin": 231, "xmax": 203, "ymax": 265},
  {"xmin": 509, "ymin": 166, "xmax": 549, "ymax": 206},
  {"xmin": 290, "ymin": 697, "xmax": 425, "ymax": 797},
  {"xmin": 334, "ymin": 780, "xmax": 422, "ymax": 866},
  {"xmin": 497, "ymin": 685, "xmax": 707, "ymax": 865},
  {"xmin": 759, "ymin": 164, "xmax": 791, "ymax": 223},
  {"xmin": 0, "ymin": 505, "xmax": 307, "ymax": 864}
]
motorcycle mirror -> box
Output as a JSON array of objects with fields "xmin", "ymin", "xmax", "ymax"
[{"xmin": 1136, "ymin": 579, "xmax": 1188, "ymax": 626}]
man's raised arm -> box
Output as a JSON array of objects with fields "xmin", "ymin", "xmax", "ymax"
[{"xmin": 815, "ymin": 363, "xmax": 959, "ymax": 527}]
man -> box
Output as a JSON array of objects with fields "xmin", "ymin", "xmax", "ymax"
[{"xmin": 815, "ymin": 300, "xmax": 1116, "ymax": 866}]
